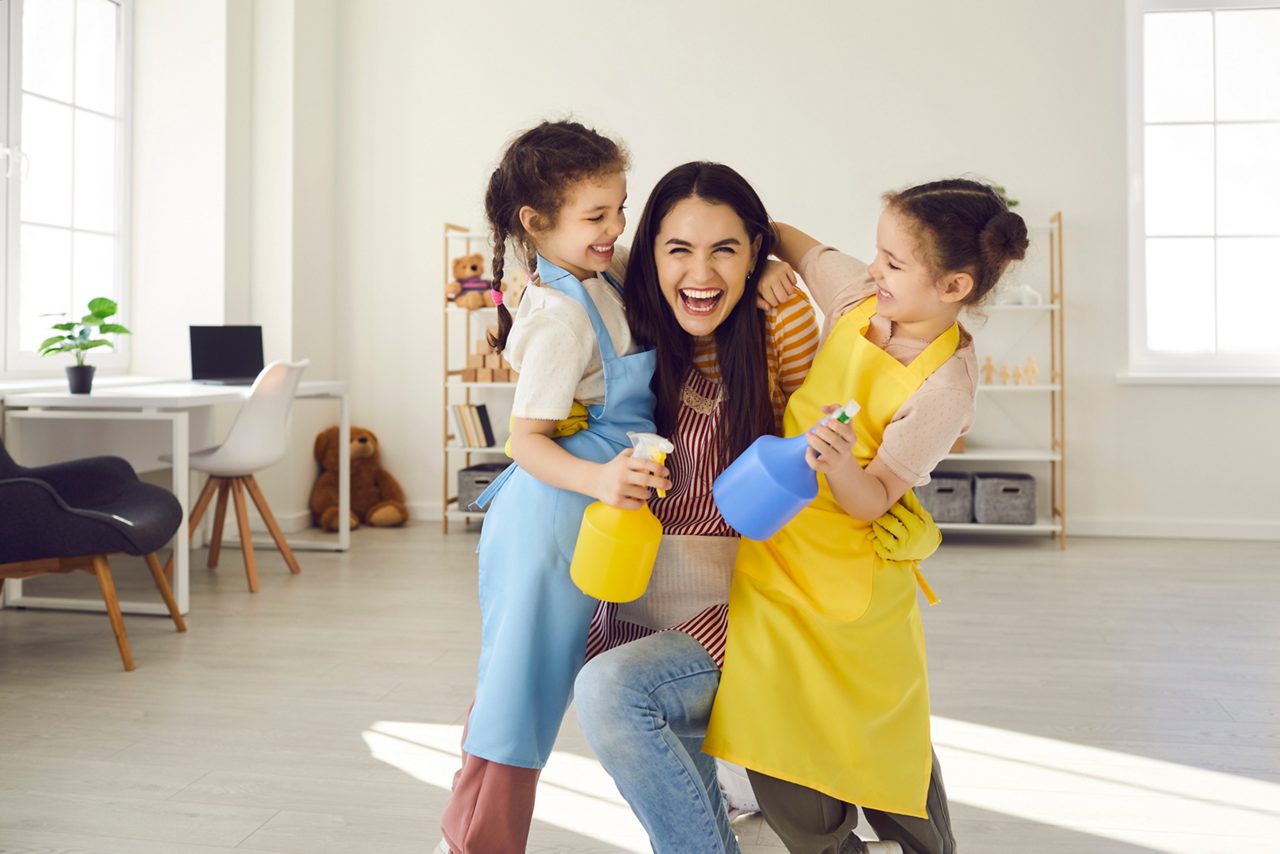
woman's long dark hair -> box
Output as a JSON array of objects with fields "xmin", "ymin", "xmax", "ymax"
[{"xmin": 623, "ymin": 162, "xmax": 776, "ymax": 468}]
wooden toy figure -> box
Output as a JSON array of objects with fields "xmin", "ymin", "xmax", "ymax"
[
  {"xmin": 998, "ymin": 363, "xmax": 1011, "ymax": 385},
  {"xmin": 981, "ymin": 356, "xmax": 996, "ymax": 385},
  {"xmin": 1012, "ymin": 366, "xmax": 1024, "ymax": 385},
  {"xmin": 1025, "ymin": 356, "xmax": 1039, "ymax": 386}
]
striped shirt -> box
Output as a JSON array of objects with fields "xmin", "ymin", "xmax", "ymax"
[
  {"xmin": 585, "ymin": 290, "xmax": 820, "ymax": 667},
  {"xmin": 691, "ymin": 290, "xmax": 819, "ymax": 429}
]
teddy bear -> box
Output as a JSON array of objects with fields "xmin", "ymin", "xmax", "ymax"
[
  {"xmin": 446, "ymin": 253, "xmax": 498, "ymax": 310},
  {"xmin": 310, "ymin": 426, "xmax": 409, "ymax": 531}
]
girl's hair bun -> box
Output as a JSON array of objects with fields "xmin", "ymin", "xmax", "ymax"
[{"xmin": 980, "ymin": 210, "xmax": 1029, "ymax": 265}]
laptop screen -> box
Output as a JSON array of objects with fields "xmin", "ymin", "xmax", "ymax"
[{"xmin": 190, "ymin": 326, "xmax": 265, "ymax": 381}]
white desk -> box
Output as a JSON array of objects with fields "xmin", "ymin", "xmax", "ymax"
[{"xmin": 0, "ymin": 379, "xmax": 349, "ymax": 616}]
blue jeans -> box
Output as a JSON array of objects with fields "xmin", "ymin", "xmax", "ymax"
[{"xmin": 574, "ymin": 630, "xmax": 740, "ymax": 854}]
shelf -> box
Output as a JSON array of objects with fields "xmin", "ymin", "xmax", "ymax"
[
  {"xmin": 983, "ymin": 303, "xmax": 1058, "ymax": 312},
  {"xmin": 446, "ymin": 305, "xmax": 498, "ymax": 316},
  {"xmin": 938, "ymin": 519, "xmax": 1062, "ymax": 535},
  {"xmin": 446, "ymin": 445, "xmax": 507, "ymax": 456},
  {"xmin": 978, "ymin": 384, "xmax": 1060, "ymax": 392},
  {"xmin": 446, "ymin": 509, "xmax": 488, "ymax": 522},
  {"xmin": 446, "ymin": 381, "xmax": 517, "ymax": 390},
  {"xmin": 445, "ymin": 231, "xmax": 489, "ymax": 241},
  {"xmin": 944, "ymin": 449, "xmax": 1061, "ymax": 461}
]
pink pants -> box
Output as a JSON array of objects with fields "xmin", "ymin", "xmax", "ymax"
[{"xmin": 440, "ymin": 717, "xmax": 540, "ymax": 853}]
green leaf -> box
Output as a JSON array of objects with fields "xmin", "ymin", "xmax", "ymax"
[
  {"xmin": 99, "ymin": 323, "xmax": 131, "ymax": 335},
  {"xmin": 51, "ymin": 322, "xmax": 77, "ymax": 331},
  {"xmin": 81, "ymin": 315, "xmax": 104, "ymax": 327},
  {"xmin": 38, "ymin": 335, "xmax": 68, "ymax": 351},
  {"xmin": 78, "ymin": 327, "xmax": 92, "ymax": 341},
  {"xmin": 80, "ymin": 339, "xmax": 112, "ymax": 351},
  {"xmin": 87, "ymin": 297, "xmax": 118, "ymax": 319}
]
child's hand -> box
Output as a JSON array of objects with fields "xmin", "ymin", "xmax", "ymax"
[
  {"xmin": 804, "ymin": 404, "xmax": 858, "ymax": 475},
  {"xmin": 755, "ymin": 259, "xmax": 798, "ymax": 310},
  {"xmin": 593, "ymin": 449, "xmax": 672, "ymax": 510}
]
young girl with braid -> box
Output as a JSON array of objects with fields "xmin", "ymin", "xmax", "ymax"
[
  {"xmin": 704, "ymin": 179, "xmax": 1029, "ymax": 854},
  {"xmin": 437, "ymin": 120, "xmax": 669, "ymax": 853}
]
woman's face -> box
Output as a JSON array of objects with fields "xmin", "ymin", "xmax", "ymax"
[{"xmin": 653, "ymin": 197, "xmax": 761, "ymax": 337}]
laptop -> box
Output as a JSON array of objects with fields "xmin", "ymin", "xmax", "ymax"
[{"xmin": 190, "ymin": 326, "xmax": 265, "ymax": 385}]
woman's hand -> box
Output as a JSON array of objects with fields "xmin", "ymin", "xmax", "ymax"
[
  {"xmin": 755, "ymin": 259, "xmax": 798, "ymax": 310},
  {"xmin": 804, "ymin": 404, "xmax": 858, "ymax": 475},
  {"xmin": 593, "ymin": 449, "xmax": 672, "ymax": 510}
]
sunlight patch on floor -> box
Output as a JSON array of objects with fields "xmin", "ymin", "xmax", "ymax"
[
  {"xmin": 364, "ymin": 721, "xmax": 650, "ymax": 852},
  {"xmin": 934, "ymin": 716, "xmax": 1280, "ymax": 852}
]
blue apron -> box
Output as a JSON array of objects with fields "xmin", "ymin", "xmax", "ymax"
[{"xmin": 464, "ymin": 255, "xmax": 657, "ymax": 769}]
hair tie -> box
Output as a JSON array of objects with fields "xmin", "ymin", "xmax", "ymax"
[{"xmin": 491, "ymin": 287, "xmax": 504, "ymax": 307}]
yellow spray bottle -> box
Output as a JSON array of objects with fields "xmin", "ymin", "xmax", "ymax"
[{"xmin": 570, "ymin": 431, "xmax": 673, "ymax": 603}]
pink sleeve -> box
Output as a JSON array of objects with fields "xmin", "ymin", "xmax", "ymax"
[
  {"xmin": 796, "ymin": 245, "xmax": 878, "ymax": 321},
  {"xmin": 875, "ymin": 385, "xmax": 976, "ymax": 486}
]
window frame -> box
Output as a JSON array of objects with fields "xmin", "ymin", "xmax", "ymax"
[
  {"xmin": 2, "ymin": 0, "xmax": 133, "ymax": 379},
  {"xmin": 1125, "ymin": 0, "xmax": 1280, "ymax": 383}
]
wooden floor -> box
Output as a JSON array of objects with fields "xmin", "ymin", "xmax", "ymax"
[{"xmin": 1, "ymin": 525, "xmax": 1278, "ymax": 853}]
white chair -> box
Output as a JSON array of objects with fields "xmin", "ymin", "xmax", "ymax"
[{"xmin": 167, "ymin": 360, "xmax": 310, "ymax": 592}]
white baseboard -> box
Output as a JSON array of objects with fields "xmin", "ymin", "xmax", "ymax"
[{"xmin": 1069, "ymin": 516, "xmax": 1280, "ymax": 542}]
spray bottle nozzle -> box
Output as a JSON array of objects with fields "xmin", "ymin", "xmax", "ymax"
[{"xmin": 628, "ymin": 431, "xmax": 675, "ymax": 498}]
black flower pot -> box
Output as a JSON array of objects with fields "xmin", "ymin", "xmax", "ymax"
[{"xmin": 66, "ymin": 364, "xmax": 96, "ymax": 394}]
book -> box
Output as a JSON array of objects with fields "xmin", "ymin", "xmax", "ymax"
[
  {"xmin": 473, "ymin": 404, "xmax": 496, "ymax": 447},
  {"xmin": 453, "ymin": 404, "xmax": 479, "ymax": 447},
  {"xmin": 448, "ymin": 404, "xmax": 466, "ymax": 447}
]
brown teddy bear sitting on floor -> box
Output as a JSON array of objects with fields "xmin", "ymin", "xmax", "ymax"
[{"xmin": 310, "ymin": 426, "xmax": 409, "ymax": 531}]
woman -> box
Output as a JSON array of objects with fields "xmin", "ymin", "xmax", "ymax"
[{"xmin": 572, "ymin": 162, "xmax": 940, "ymax": 854}]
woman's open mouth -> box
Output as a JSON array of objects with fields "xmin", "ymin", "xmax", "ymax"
[{"xmin": 679, "ymin": 288, "xmax": 724, "ymax": 316}]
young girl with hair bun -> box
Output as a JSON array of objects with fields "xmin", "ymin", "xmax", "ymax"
[
  {"xmin": 704, "ymin": 178, "xmax": 1028, "ymax": 854},
  {"xmin": 438, "ymin": 120, "xmax": 670, "ymax": 853}
]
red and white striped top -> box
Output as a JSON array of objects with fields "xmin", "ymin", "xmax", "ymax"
[{"xmin": 584, "ymin": 292, "xmax": 819, "ymax": 667}]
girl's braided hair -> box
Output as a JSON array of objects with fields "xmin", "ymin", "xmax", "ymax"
[
  {"xmin": 484, "ymin": 120, "xmax": 629, "ymax": 351},
  {"xmin": 883, "ymin": 178, "xmax": 1029, "ymax": 305}
]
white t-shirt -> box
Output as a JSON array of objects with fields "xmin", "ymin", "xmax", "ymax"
[{"xmin": 506, "ymin": 248, "xmax": 635, "ymax": 421}]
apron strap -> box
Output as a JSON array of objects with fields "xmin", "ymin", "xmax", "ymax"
[{"xmin": 912, "ymin": 561, "xmax": 940, "ymax": 606}]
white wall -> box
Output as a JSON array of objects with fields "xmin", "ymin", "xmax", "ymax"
[
  {"xmin": 131, "ymin": 0, "xmax": 229, "ymax": 375},
  {"xmin": 328, "ymin": 0, "xmax": 1280, "ymax": 539},
  {"xmin": 130, "ymin": 0, "xmax": 338, "ymax": 530}
]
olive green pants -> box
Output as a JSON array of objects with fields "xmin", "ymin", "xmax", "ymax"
[{"xmin": 747, "ymin": 749, "xmax": 956, "ymax": 854}]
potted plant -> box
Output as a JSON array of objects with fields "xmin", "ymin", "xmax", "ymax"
[{"xmin": 37, "ymin": 297, "xmax": 132, "ymax": 394}]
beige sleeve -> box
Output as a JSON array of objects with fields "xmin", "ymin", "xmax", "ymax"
[
  {"xmin": 796, "ymin": 245, "xmax": 878, "ymax": 321},
  {"xmin": 507, "ymin": 305, "xmax": 595, "ymax": 421},
  {"xmin": 875, "ymin": 385, "xmax": 976, "ymax": 486}
]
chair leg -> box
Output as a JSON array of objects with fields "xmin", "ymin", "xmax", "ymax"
[
  {"xmin": 144, "ymin": 552, "xmax": 188, "ymax": 633},
  {"xmin": 207, "ymin": 479, "xmax": 231, "ymax": 569},
  {"xmin": 188, "ymin": 476, "xmax": 220, "ymax": 536},
  {"xmin": 90, "ymin": 555, "xmax": 135, "ymax": 672},
  {"xmin": 244, "ymin": 474, "xmax": 302, "ymax": 575},
  {"xmin": 230, "ymin": 478, "xmax": 260, "ymax": 593},
  {"xmin": 163, "ymin": 476, "xmax": 221, "ymax": 579}
]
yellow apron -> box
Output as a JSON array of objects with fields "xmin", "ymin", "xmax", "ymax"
[{"xmin": 703, "ymin": 296, "xmax": 958, "ymax": 818}]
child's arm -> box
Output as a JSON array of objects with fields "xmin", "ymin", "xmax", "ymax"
[
  {"xmin": 804, "ymin": 405, "xmax": 912, "ymax": 522},
  {"xmin": 773, "ymin": 223, "xmax": 873, "ymax": 319},
  {"xmin": 772, "ymin": 222, "xmax": 822, "ymax": 270},
  {"xmin": 508, "ymin": 418, "xmax": 670, "ymax": 510}
]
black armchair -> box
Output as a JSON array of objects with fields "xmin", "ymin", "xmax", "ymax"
[{"xmin": 0, "ymin": 436, "xmax": 187, "ymax": 671}]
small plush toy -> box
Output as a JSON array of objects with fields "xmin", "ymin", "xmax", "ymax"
[
  {"xmin": 446, "ymin": 253, "xmax": 498, "ymax": 310},
  {"xmin": 310, "ymin": 426, "xmax": 409, "ymax": 531}
]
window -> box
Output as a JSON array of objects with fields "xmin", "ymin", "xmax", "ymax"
[
  {"xmin": 1, "ymin": 0, "xmax": 131, "ymax": 376},
  {"xmin": 1127, "ymin": 0, "xmax": 1280, "ymax": 380}
]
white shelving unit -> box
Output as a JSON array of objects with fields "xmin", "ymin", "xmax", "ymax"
[
  {"xmin": 441, "ymin": 223, "xmax": 514, "ymax": 532},
  {"xmin": 933, "ymin": 212, "xmax": 1066, "ymax": 547}
]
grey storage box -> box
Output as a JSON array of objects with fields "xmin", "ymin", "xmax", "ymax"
[
  {"xmin": 458, "ymin": 462, "xmax": 511, "ymax": 512},
  {"xmin": 974, "ymin": 472, "xmax": 1036, "ymax": 525},
  {"xmin": 916, "ymin": 471, "xmax": 973, "ymax": 523}
]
